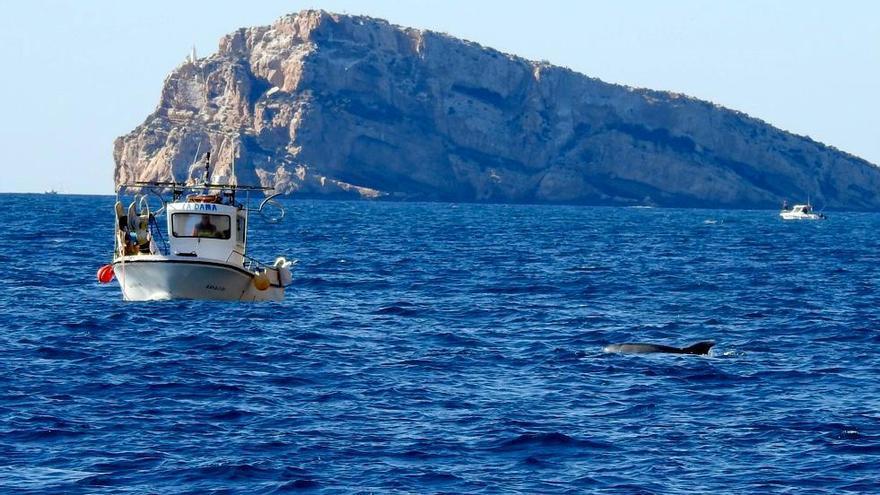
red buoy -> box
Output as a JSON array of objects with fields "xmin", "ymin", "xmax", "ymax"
[{"xmin": 97, "ymin": 264, "xmax": 114, "ymax": 283}]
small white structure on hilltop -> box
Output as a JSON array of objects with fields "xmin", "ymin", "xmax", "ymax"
[{"xmin": 189, "ymin": 45, "xmax": 197, "ymax": 64}]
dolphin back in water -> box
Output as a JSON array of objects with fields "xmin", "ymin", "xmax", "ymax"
[{"xmin": 603, "ymin": 341, "xmax": 715, "ymax": 355}]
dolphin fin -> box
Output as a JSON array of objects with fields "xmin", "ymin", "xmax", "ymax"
[{"xmin": 681, "ymin": 341, "xmax": 715, "ymax": 355}]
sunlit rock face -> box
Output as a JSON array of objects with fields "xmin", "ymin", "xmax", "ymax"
[{"xmin": 115, "ymin": 10, "xmax": 880, "ymax": 209}]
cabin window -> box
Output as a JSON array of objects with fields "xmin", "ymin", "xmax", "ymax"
[
  {"xmin": 171, "ymin": 213, "xmax": 231, "ymax": 239},
  {"xmin": 236, "ymin": 215, "xmax": 246, "ymax": 245}
]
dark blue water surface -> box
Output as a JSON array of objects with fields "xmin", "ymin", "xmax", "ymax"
[{"xmin": 1, "ymin": 193, "xmax": 879, "ymax": 494}]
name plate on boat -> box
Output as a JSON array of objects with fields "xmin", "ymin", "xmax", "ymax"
[{"xmin": 180, "ymin": 203, "xmax": 219, "ymax": 211}]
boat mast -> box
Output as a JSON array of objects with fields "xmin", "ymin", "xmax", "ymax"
[{"xmin": 203, "ymin": 151, "xmax": 211, "ymax": 187}]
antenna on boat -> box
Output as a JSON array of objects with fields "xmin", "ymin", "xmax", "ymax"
[{"xmin": 204, "ymin": 151, "xmax": 211, "ymax": 185}]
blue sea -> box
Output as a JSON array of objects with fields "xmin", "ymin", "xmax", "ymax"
[{"xmin": 1, "ymin": 193, "xmax": 879, "ymax": 494}]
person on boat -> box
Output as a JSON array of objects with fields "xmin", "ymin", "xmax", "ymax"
[
  {"xmin": 781, "ymin": 200, "xmax": 789, "ymax": 211},
  {"xmin": 192, "ymin": 215, "xmax": 218, "ymax": 237}
]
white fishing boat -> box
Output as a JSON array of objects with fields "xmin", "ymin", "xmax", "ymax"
[
  {"xmin": 98, "ymin": 153, "xmax": 294, "ymax": 301},
  {"xmin": 779, "ymin": 202, "xmax": 826, "ymax": 220}
]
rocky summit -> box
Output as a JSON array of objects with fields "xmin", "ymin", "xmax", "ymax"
[{"xmin": 115, "ymin": 10, "xmax": 880, "ymax": 209}]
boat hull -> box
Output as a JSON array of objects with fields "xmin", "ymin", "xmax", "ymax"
[
  {"xmin": 780, "ymin": 212, "xmax": 824, "ymax": 220},
  {"xmin": 112, "ymin": 256, "xmax": 283, "ymax": 302}
]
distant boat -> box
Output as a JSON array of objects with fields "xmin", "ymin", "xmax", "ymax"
[
  {"xmin": 45, "ymin": 189, "xmax": 59, "ymax": 195},
  {"xmin": 780, "ymin": 202, "xmax": 826, "ymax": 220}
]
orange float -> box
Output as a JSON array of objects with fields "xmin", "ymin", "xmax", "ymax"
[{"xmin": 253, "ymin": 272, "xmax": 270, "ymax": 291}]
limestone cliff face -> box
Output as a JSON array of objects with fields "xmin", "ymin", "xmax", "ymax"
[{"xmin": 115, "ymin": 10, "xmax": 880, "ymax": 209}]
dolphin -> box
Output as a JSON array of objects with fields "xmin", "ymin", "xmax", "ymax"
[{"xmin": 603, "ymin": 341, "xmax": 715, "ymax": 355}]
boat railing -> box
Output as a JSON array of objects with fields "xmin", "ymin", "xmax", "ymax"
[
  {"xmin": 119, "ymin": 181, "xmax": 275, "ymax": 205},
  {"xmin": 228, "ymin": 249, "xmax": 274, "ymax": 273}
]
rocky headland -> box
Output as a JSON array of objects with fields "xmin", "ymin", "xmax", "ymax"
[{"xmin": 114, "ymin": 10, "xmax": 880, "ymax": 209}]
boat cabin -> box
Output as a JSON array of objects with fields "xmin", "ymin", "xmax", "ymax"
[{"xmin": 166, "ymin": 198, "xmax": 247, "ymax": 264}]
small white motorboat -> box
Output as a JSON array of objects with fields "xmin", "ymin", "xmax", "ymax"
[
  {"xmin": 98, "ymin": 154, "xmax": 294, "ymax": 301},
  {"xmin": 779, "ymin": 202, "xmax": 826, "ymax": 220}
]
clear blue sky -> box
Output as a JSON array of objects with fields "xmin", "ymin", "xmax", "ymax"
[{"xmin": 1, "ymin": 0, "xmax": 877, "ymax": 194}]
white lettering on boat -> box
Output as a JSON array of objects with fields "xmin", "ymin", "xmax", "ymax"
[{"xmin": 181, "ymin": 203, "xmax": 218, "ymax": 211}]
